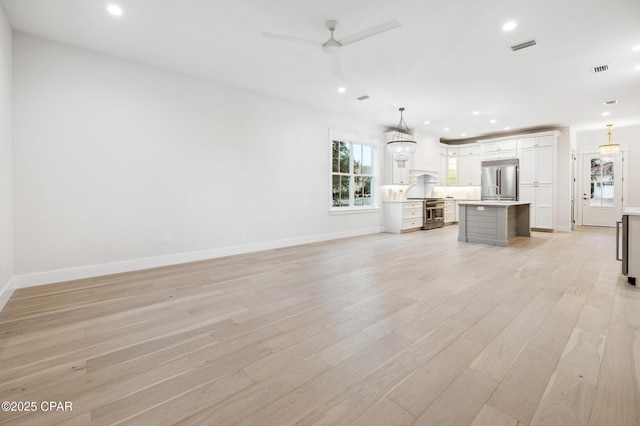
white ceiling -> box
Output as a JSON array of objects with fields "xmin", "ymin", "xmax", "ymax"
[{"xmin": 2, "ymin": 0, "xmax": 640, "ymax": 141}]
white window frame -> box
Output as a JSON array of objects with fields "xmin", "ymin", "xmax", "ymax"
[{"xmin": 329, "ymin": 129, "xmax": 380, "ymax": 214}]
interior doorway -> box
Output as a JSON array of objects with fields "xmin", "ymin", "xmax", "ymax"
[{"xmin": 580, "ymin": 152, "xmax": 623, "ymax": 227}]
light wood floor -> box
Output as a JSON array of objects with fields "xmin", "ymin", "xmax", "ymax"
[{"xmin": 0, "ymin": 225, "xmax": 637, "ymax": 425}]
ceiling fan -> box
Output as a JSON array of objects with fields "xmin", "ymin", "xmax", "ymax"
[{"xmin": 263, "ymin": 19, "xmax": 401, "ymax": 75}]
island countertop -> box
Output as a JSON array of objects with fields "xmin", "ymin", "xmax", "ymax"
[
  {"xmin": 623, "ymin": 207, "xmax": 640, "ymax": 216},
  {"xmin": 457, "ymin": 200, "xmax": 532, "ymax": 207}
]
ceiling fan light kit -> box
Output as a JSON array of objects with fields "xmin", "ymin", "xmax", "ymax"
[{"xmin": 387, "ymin": 107, "xmax": 417, "ymax": 167}]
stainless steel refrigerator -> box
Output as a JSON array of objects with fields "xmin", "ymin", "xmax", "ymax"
[{"xmin": 481, "ymin": 159, "xmax": 519, "ymax": 201}]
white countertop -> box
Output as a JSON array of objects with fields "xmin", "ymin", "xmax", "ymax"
[
  {"xmin": 457, "ymin": 200, "xmax": 531, "ymax": 206},
  {"xmin": 624, "ymin": 207, "xmax": 640, "ymax": 216}
]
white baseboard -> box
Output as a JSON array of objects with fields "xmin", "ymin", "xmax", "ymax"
[
  {"xmin": 0, "ymin": 276, "xmax": 16, "ymax": 311},
  {"xmin": 11, "ymin": 226, "xmax": 384, "ymax": 292}
]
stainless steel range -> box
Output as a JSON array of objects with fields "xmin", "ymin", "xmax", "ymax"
[{"xmin": 408, "ymin": 198, "xmax": 445, "ymax": 230}]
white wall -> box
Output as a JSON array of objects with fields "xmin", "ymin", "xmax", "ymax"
[
  {"xmin": 12, "ymin": 33, "xmax": 384, "ymax": 284},
  {"xmin": 0, "ymin": 6, "xmax": 13, "ymax": 308},
  {"xmin": 576, "ymin": 124, "xmax": 640, "ymax": 207}
]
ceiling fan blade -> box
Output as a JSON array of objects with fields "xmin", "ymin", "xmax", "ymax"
[
  {"xmin": 338, "ymin": 19, "xmax": 401, "ymax": 46},
  {"xmin": 262, "ymin": 32, "xmax": 323, "ymax": 47},
  {"xmin": 329, "ymin": 53, "xmax": 342, "ymax": 76}
]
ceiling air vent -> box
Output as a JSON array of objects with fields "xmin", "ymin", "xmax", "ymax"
[
  {"xmin": 356, "ymin": 95, "xmax": 370, "ymax": 101},
  {"xmin": 510, "ymin": 39, "xmax": 536, "ymax": 51},
  {"xmin": 592, "ymin": 64, "xmax": 609, "ymax": 73},
  {"xmin": 604, "ymin": 100, "xmax": 617, "ymax": 105}
]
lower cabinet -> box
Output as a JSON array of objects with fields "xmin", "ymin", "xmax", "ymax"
[
  {"xmin": 383, "ymin": 201, "xmax": 423, "ymax": 233},
  {"xmin": 520, "ymin": 184, "xmax": 553, "ymax": 229},
  {"xmin": 444, "ymin": 200, "xmax": 456, "ymax": 224}
]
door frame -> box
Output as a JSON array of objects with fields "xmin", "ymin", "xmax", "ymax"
[{"xmin": 577, "ymin": 149, "xmax": 626, "ymax": 227}]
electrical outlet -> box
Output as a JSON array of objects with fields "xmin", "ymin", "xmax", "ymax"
[{"xmin": 162, "ymin": 234, "xmax": 170, "ymax": 244}]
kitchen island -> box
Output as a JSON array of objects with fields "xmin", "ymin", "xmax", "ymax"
[{"xmin": 457, "ymin": 201, "xmax": 531, "ymax": 246}]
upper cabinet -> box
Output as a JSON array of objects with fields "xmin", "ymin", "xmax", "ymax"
[
  {"xmin": 480, "ymin": 139, "xmax": 517, "ymax": 160},
  {"xmin": 438, "ymin": 147, "xmax": 448, "ymax": 185},
  {"xmin": 439, "ymin": 143, "xmax": 480, "ymax": 186},
  {"xmin": 518, "ymin": 135, "xmax": 555, "ymax": 185},
  {"xmin": 457, "ymin": 145, "xmax": 481, "ymax": 186}
]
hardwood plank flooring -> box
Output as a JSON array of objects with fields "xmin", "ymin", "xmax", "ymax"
[{"xmin": 0, "ymin": 225, "xmax": 636, "ymax": 425}]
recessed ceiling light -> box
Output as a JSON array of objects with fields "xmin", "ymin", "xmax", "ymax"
[
  {"xmin": 461, "ymin": 133, "xmax": 466, "ymax": 136},
  {"xmin": 504, "ymin": 127, "xmax": 511, "ymax": 130},
  {"xmin": 472, "ymin": 111, "xmax": 479, "ymax": 115},
  {"xmin": 502, "ymin": 21, "xmax": 517, "ymax": 31},
  {"xmin": 107, "ymin": 4, "xmax": 123, "ymax": 16},
  {"xmin": 602, "ymin": 112, "xmax": 610, "ymax": 116},
  {"xmin": 337, "ymin": 87, "xmax": 346, "ymax": 93},
  {"xmin": 635, "ymin": 65, "xmax": 640, "ymax": 71},
  {"xmin": 633, "ymin": 45, "xmax": 640, "ymax": 52},
  {"xmin": 490, "ymin": 119, "xmax": 496, "ymax": 124},
  {"xmin": 444, "ymin": 127, "xmax": 449, "ymax": 131},
  {"xmin": 423, "ymin": 121, "xmax": 430, "ymax": 125}
]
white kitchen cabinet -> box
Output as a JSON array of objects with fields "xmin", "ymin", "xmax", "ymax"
[
  {"xmin": 438, "ymin": 147, "xmax": 448, "ymax": 185},
  {"xmin": 520, "ymin": 184, "xmax": 553, "ymax": 229},
  {"xmin": 391, "ymin": 162, "xmax": 410, "ymax": 184},
  {"xmin": 383, "ymin": 201, "xmax": 423, "ymax": 233},
  {"xmin": 457, "ymin": 154, "xmax": 481, "ymax": 185},
  {"xmin": 444, "ymin": 200, "xmax": 457, "ymax": 224},
  {"xmin": 440, "ymin": 144, "xmax": 480, "ymax": 186},
  {"xmin": 458, "ymin": 146, "xmax": 480, "ymax": 156},
  {"xmin": 518, "ymin": 135, "xmax": 556, "ymax": 230},
  {"xmin": 518, "ymin": 135, "xmax": 554, "ymax": 149},
  {"xmin": 480, "ymin": 139, "xmax": 517, "ymax": 160}
]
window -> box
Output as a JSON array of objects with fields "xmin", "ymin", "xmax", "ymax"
[
  {"xmin": 589, "ymin": 157, "xmax": 615, "ymax": 207},
  {"xmin": 331, "ymin": 135, "xmax": 376, "ymax": 210}
]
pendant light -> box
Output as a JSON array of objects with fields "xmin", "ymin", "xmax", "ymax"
[
  {"xmin": 599, "ymin": 124, "xmax": 620, "ymax": 156},
  {"xmin": 386, "ymin": 107, "xmax": 417, "ymax": 167}
]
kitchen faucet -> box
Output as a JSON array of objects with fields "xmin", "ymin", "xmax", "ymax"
[{"xmin": 487, "ymin": 185, "xmax": 501, "ymax": 201}]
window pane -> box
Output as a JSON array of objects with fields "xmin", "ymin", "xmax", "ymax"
[
  {"xmin": 602, "ymin": 158, "xmax": 614, "ymax": 207},
  {"xmin": 339, "ymin": 142, "xmax": 350, "ymax": 173},
  {"xmin": 353, "ymin": 144, "xmax": 362, "ymax": 175},
  {"xmin": 332, "ymin": 141, "xmax": 339, "ymax": 173},
  {"xmin": 362, "ymin": 145, "xmax": 372, "ymax": 175},
  {"xmin": 589, "ymin": 158, "xmax": 600, "ymax": 206},
  {"xmin": 332, "ymin": 175, "xmax": 341, "ymax": 207},
  {"xmin": 363, "ymin": 177, "xmax": 372, "ymax": 206},
  {"xmin": 354, "ymin": 176, "xmax": 372, "ymax": 206},
  {"xmin": 339, "ymin": 175, "xmax": 350, "ymax": 206}
]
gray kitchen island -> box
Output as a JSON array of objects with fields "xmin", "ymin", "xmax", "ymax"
[{"xmin": 457, "ymin": 201, "xmax": 531, "ymax": 247}]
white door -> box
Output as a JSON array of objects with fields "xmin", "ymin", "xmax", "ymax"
[{"xmin": 581, "ymin": 152, "xmax": 623, "ymax": 227}]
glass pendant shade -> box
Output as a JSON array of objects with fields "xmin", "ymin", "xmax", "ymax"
[
  {"xmin": 599, "ymin": 124, "xmax": 620, "ymax": 156},
  {"xmin": 386, "ymin": 107, "xmax": 417, "ymax": 167}
]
